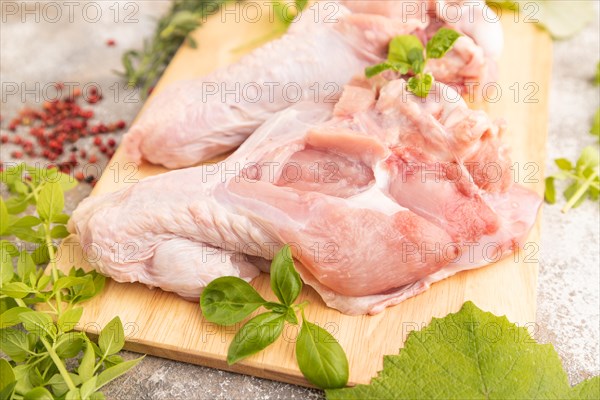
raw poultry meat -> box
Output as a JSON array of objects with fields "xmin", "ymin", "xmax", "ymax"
[
  {"xmin": 69, "ymin": 78, "xmax": 541, "ymax": 315},
  {"xmin": 123, "ymin": 1, "xmax": 501, "ymax": 169},
  {"xmin": 341, "ymin": 0, "xmax": 504, "ymax": 58}
]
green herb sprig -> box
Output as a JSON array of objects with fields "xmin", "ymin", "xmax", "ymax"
[
  {"xmin": 365, "ymin": 28, "xmax": 461, "ymax": 98},
  {"xmin": 1, "ymin": 164, "xmax": 143, "ymax": 399},
  {"xmin": 545, "ymin": 146, "xmax": 599, "ymax": 213},
  {"xmin": 200, "ymin": 244, "xmax": 349, "ymax": 389},
  {"xmin": 119, "ymin": 0, "xmax": 225, "ymax": 97}
]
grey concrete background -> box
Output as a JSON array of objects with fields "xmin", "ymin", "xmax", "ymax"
[{"xmin": 1, "ymin": 1, "xmax": 598, "ymax": 399}]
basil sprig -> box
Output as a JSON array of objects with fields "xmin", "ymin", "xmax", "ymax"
[
  {"xmin": 1, "ymin": 164, "xmax": 143, "ymax": 399},
  {"xmin": 200, "ymin": 245, "xmax": 349, "ymax": 389},
  {"xmin": 366, "ymin": 27, "xmax": 461, "ymax": 97}
]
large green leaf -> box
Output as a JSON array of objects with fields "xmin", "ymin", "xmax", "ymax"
[
  {"xmin": 270, "ymin": 244, "xmax": 302, "ymax": 306},
  {"xmin": 227, "ymin": 312, "xmax": 285, "ymax": 365},
  {"xmin": 326, "ymin": 301, "xmax": 600, "ymax": 399},
  {"xmin": 201, "ymin": 277, "xmax": 266, "ymax": 326},
  {"xmin": 0, "ymin": 358, "xmax": 16, "ymax": 400},
  {"xmin": 36, "ymin": 181, "xmax": 64, "ymax": 223},
  {"xmin": 296, "ymin": 317, "xmax": 348, "ymax": 389},
  {"xmin": 98, "ymin": 316, "xmax": 125, "ymax": 356}
]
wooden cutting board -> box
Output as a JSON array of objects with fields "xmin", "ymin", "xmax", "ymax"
[{"xmin": 56, "ymin": 6, "xmax": 552, "ymax": 387}]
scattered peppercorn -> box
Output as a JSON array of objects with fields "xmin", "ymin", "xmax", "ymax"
[
  {"xmin": 106, "ymin": 39, "xmax": 116, "ymax": 47},
  {"xmin": 3, "ymin": 83, "xmax": 128, "ymax": 185}
]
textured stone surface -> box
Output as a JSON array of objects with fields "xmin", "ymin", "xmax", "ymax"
[
  {"xmin": 536, "ymin": 12, "xmax": 600, "ymax": 386},
  {"xmin": 0, "ymin": 2, "xmax": 598, "ymax": 398}
]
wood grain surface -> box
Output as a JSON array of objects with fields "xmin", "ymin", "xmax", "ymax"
[{"xmin": 56, "ymin": 7, "xmax": 553, "ymax": 387}]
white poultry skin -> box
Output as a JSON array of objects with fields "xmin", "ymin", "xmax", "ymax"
[
  {"xmin": 69, "ymin": 78, "xmax": 541, "ymax": 315},
  {"xmin": 123, "ymin": 0, "xmax": 502, "ymax": 169}
]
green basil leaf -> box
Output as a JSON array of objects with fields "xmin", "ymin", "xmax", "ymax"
[
  {"xmin": 365, "ymin": 62, "xmax": 393, "ymax": 78},
  {"xmin": 55, "ymin": 276, "xmax": 90, "ymax": 291},
  {"xmin": 554, "ymin": 158, "xmax": 573, "ymax": 171},
  {"xmin": 55, "ymin": 332, "xmax": 84, "ymax": 358},
  {"xmin": 58, "ymin": 307, "xmax": 83, "ymax": 332},
  {"xmin": 296, "ymin": 316, "xmax": 348, "ymax": 389},
  {"xmin": 0, "ymin": 358, "xmax": 16, "ymax": 400},
  {"xmin": 64, "ymin": 274, "xmax": 98, "ymax": 303},
  {"xmin": 11, "ymin": 216, "xmax": 42, "ymax": 229},
  {"xmin": 1, "ymin": 282, "xmax": 34, "ymax": 298},
  {"xmin": 11, "ymin": 227, "xmax": 44, "ymax": 244},
  {"xmin": 11, "ymin": 180, "xmax": 28, "ymax": 195},
  {"xmin": 47, "ymin": 373, "xmax": 82, "ymax": 398},
  {"xmin": 30, "ymin": 244, "xmax": 50, "ymax": 265},
  {"xmin": 0, "ymin": 298, "xmax": 18, "ymax": 316},
  {"xmin": 407, "ymin": 73, "xmax": 434, "ymax": 98},
  {"xmin": 24, "ymin": 386, "xmax": 53, "ymax": 400},
  {"xmin": 544, "ymin": 177, "xmax": 557, "ymax": 204},
  {"xmin": 0, "ymin": 328, "xmax": 31, "ymax": 362},
  {"xmin": 79, "ymin": 341, "xmax": 96, "ymax": 382},
  {"xmin": 91, "ymin": 273, "xmax": 106, "ymax": 297},
  {"xmin": 96, "ymin": 356, "xmax": 144, "ymax": 390},
  {"xmin": 80, "ymin": 376, "xmax": 97, "ymax": 400},
  {"xmin": 4, "ymin": 196, "xmax": 29, "ymax": 215},
  {"xmin": 65, "ymin": 388, "xmax": 81, "ymax": 400},
  {"xmin": 52, "ymin": 214, "xmax": 71, "ymax": 224},
  {"xmin": 36, "ymin": 274, "xmax": 51, "ymax": 291},
  {"xmin": 13, "ymin": 364, "xmax": 34, "ymax": 395},
  {"xmin": 407, "ymin": 48, "xmax": 425, "ymax": 75},
  {"xmin": 1, "ymin": 251, "xmax": 14, "ymax": 284},
  {"xmin": 270, "ymin": 244, "xmax": 302, "ymax": 306},
  {"xmin": 89, "ymin": 391, "xmax": 106, "ymax": 400},
  {"xmin": 36, "ymin": 181, "xmax": 64, "ymax": 223},
  {"xmin": 0, "ymin": 307, "xmax": 32, "ymax": 328},
  {"xmin": 227, "ymin": 312, "xmax": 286, "ymax": 365},
  {"xmin": 46, "ymin": 168, "xmax": 78, "ymax": 193},
  {"xmin": 105, "ymin": 354, "xmax": 124, "ymax": 367},
  {"xmin": 29, "ymin": 357, "xmax": 47, "ymax": 389},
  {"xmin": 201, "ymin": 277, "xmax": 266, "ymax": 326},
  {"xmin": 0, "ymin": 198, "xmax": 9, "ymax": 235},
  {"xmin": 387, "ymin": 35, "xmax": 423, "ymax": 73},
  {"xmin": 50, "ymin": 225, "xmax": 70, "ymax": 239},
  {"xmin": 17, "ymin": 252, "xmax": 36, "ymax": 282},
  {"xmin": 19, "ymin": 311, "xmax": 56, "ymax": 338},
  {"xmin": 98, "ymin": 316, "xmax": 125, "ymax": 356},
  {"xmin": 426, "ymin": 27, "xmax": 461, "ymax": 59}
]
